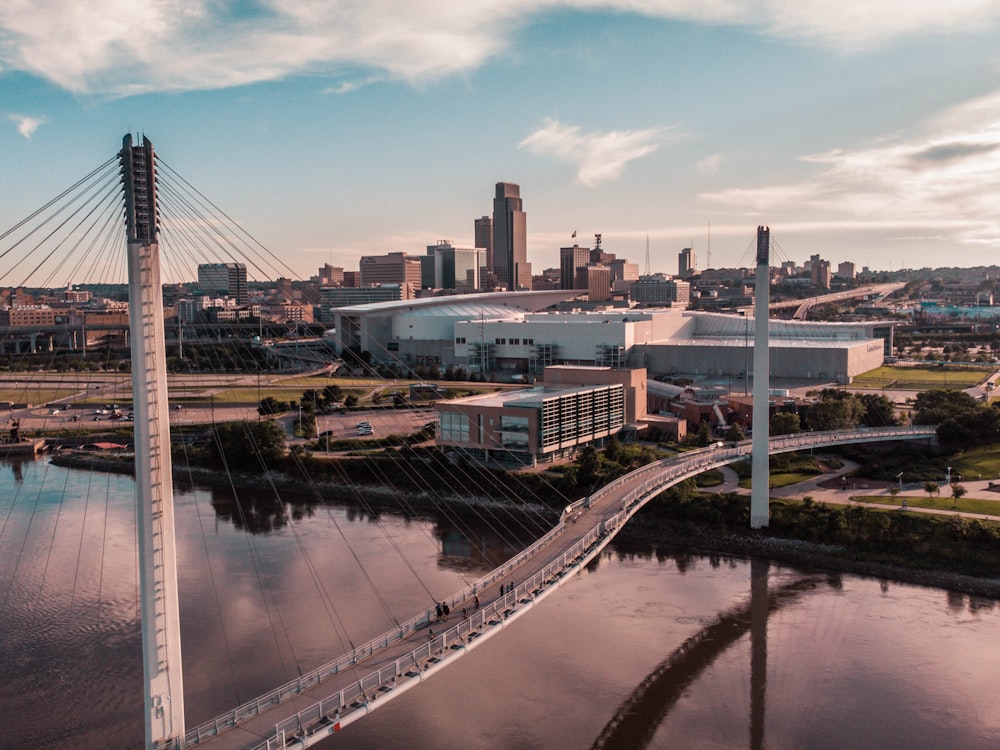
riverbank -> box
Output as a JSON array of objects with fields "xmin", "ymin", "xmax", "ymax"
[
  {"xmin": 49, "ymin": 451, "xmax": 559, "ymax": 524},
  {"xmin": 50, "ymin": 451, "xmax": 1000, "ymax": 598},
  {"xmin": 618, "ymin": 524, "xmax": 1000, "ymax": 599}
]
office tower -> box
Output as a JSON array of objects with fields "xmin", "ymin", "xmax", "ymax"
[
  {"xmin": 427, "ymin": 241, "xmax": 482, "ymax": 291},
  {"xmin": 492, "ymin": 182, "xmax": 530, "ymax": 290},
  {"xmin": 475, "ymin": 216, "xmax": 493, "ymax": 272},
  {"xmin": 631, "ymin": 274, "xmax": 691, "ymax": 307},
  {"xmin": 610, "ymin": 259, "xmax": 639, "ymax": 285},
  {"xmin": 836, "ymin": 261, "xmax": 856, "ymax": 280},
  {"xmin": 197, "ymin": 262, "xmax": 247, "ymax": 304},
  {"xmin": 359, "ymin": 252, "xmax": 422, "ymax": 288},
  {"xmin": 678, "ymin": 247, "xmax": 696, "ymax": 278},
  {"xmin": 811, "ymin": 259, "xmax": 831, "ymax": 289},
  {"xmin": 560, "ymin": 244, "xmax": 591, "ymax": 290},
  {"xmin": 575, "ymin": 264, "xmax": 612, "ymax": 302},
  {"xmin": 317, "ymin": 264, "xmax": 345, "ymax": 286}
]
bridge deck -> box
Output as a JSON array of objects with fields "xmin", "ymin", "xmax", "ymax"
[{"xmin": 187, "ymin": 426, "xmax": 935, "ymax": 750}]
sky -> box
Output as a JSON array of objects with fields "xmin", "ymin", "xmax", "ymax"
[{"xmin": 3, "ymin": 1, "xmax": 1000, "ymax": 282}]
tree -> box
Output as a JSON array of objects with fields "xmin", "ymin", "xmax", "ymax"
[
  {"xmin": 321, "ymin": 384, "xmax": 343, "ymax": 404},
  {"xmin": 857, "ymin": 393, "xmax": 898, "ymax": 427},
  {"xmin": 295, "ymin": 412, "xmax": 316, "ymax": 438},
  {"xmin": 806, "ymin": 390, "xmax": 865, "ymax": 431},
  {"xmin": 258, "ymin": 396, "xmax": 284, "ymax": 416},
  {"xmin": 344, "ymin": 394, "xmax": 359, "ymax": 408},
  {"xmin": 724, "ymin": 424, "xmax": 746, "ymax": 442},
  {"xmin": 208, "ymin": 420, "xmax": 286, "ymax": 471},
  {"xmin": 951, "ymin": 483, "xmax": 967, "ymax": 509},
  {"xmin": 371, "ymin": 390, "xmax": 383, "ymax": 406},
  {"xmin": 577, "ymin": 445, "xmax": 601, "ymax": 489},
  {"xmin": 923, "ymin": 481, "xmax": 939, "ymax": 499},
  {"xmin": 300, "ymin": 389, "xmax": 320, "ymax": 413},
  {"xmin": 770, "ymin": 412, "xmax": 801, "ymax": 436},
  {"xmin": 695, "ymin": 420, "xmax": 712, "ymax": 447},
  {"xmin": 912, "ymin": 389, "xmax": 980, "ymax": 425}
]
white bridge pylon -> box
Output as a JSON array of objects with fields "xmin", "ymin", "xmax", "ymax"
[
  {"xmin": 184, "ymin": 426, "xmax": 935, "ymax": 750},
  {"xmin": 122, "ymin": 134, "xmax": 186, "ymax": 750}
]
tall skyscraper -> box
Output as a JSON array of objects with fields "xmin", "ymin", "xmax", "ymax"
[
  {"xmin": 492, "ymin": 182, "xmax": 530, "ymax": 290},
  {"xmin": 560, "ymin": 244, "xmax": 591, "ymax": 290},
  {"xmin": 475, "ymin": 215, "xmax": 492, "ymax": 271},
  {"xmin": 359, "ymin": 252, "xmax": 422, "ymax": 289},
  {"xmin": 427, "ymin": 241, "xmax": 482, "ymax": 291},
  {"xmin": 198, "ymin": 262, "xmax": 247, "ymax": 304},
  {"xmin": 678, "ymin": 247, "xmax": 696, "ymax": 278}
]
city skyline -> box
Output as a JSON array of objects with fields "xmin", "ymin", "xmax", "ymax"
[{"xmin": 3, "ymin": 3, "xmax": 1000, "ymax": 281}]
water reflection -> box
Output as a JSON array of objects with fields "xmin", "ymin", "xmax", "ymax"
[
  {"xmin": 589, "ymin": 558, "xmax": 826, "ymax": 750},
  {"xmin": 202, "ymin": 479, "xmax": 541, "ymax": 573},
  {"xmin": 4, "ymin": 460, "xmax": 1000, "ymax": 750}
]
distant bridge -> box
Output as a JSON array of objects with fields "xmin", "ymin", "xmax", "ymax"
[
  {"xmin": 765, "ymin": 282, "xmax": 906, "ymax": 320},
  {"xmin": 185, "ymin": 425, "xmax": 935, "ymax": 750}
]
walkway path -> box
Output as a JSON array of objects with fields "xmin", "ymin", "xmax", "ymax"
[{"xmin": 762, "ymin": 461, "xmax": 1000, "ymax": 523}]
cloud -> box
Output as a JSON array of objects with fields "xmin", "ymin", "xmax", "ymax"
[
  {"xmin": 7, "ymin": 113, "xmax": 46, "ymax": 138},
  {"xmin": 1, "ymin": 1, "xmax": 999, "ymax": 97},
  {"xmin": 700, "ymin": 88, "xmax": 1000, "ymax": 247},
  {"xmin": 697, "ymin": 153, "xmax": 725, "ymax": 175},
  {"xmin": 519, "ymin": 118, "xmax": 667, "ymax": 187}
]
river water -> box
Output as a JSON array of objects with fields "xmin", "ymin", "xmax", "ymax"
[{"xmin": 1, "ymin": 457, "xmax": 998, "ymax": 749}]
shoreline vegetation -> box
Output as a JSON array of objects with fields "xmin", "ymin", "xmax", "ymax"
[{"xmin": 50, "ymin": 442, "xmax": 1000, "ymax": 600}]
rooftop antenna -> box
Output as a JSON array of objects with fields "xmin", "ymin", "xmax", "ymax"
[
  {"xmin": 707, "ymin": 221, "xmax": 712, "ymax": 269},
  {"xmin": 645, "ymin": 235, "xmax": 650, "ymax": 276}
]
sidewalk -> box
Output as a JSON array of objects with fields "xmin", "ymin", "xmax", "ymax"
[{"xmin": 710, "ymin": 459, "xmax": 1000, "ymax": 522}]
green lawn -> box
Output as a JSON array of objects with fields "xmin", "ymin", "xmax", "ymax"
[
  {"xmin": 738, "ymin": 471, "xmax": 820, "ymax": 490},
  {"xmin": 851, "ymin": 493, "xmax": 1000, "ymax": 516},
  {"xmin": 0, "ymin": 388, "xmax": 80, "ymax": 405},
  {"xmin": 851, "ymin": 365, "xmax": 988, "ymax": 390},
  {"xmin": 949, "ymin": 444, "xmax": 1000, "ymax": 480}
]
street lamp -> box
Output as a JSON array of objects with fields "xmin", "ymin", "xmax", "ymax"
[{"xmin": 896, "ymin": 472, "xmax": 903, "ymax": 489}]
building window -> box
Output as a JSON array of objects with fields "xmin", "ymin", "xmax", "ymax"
[
  {"xmin": 525, "ymin": 338, "xmax": 534, "ymax": 345},
  {"xmin": 455, "ymin": 337, "xmax": 466, "ymax": 344},
  {"xmin": 510, "ymin": 338, "xmax": 520, "ymax": 345},
  {"xmin": 387, "ymin": 341, "xmax": 399, "ymax": 351},
  {"xmin": 440, "ymin": 411, "xmax": 471, "ymax": 443}
]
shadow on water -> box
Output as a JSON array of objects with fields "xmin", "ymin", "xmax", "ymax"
[{"xmin": 589, "ymin": 551, "xmax": 832, "ymax": 750}]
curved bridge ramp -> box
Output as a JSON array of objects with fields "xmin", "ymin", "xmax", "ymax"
[{"xmin": 187, "ymin": 426, "xmax": 935, "ymax": 750}]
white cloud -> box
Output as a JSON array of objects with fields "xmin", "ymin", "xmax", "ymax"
[
  {"xmin": 519, "ymin": 118, "xmax": 667, "ymax": 187},
  {"xmin": 7, "ymin": 113, "xmax": 46, "ymax": 138},
  {"xmin": 1, "ymin": 1, "xmax": 999, "ymax": 96},
  {"xmin": 697, "ymin": 153, "xmax": 724, "ymax": 175},
  {"xmin": 700, "ymin": 88, "xmax": 1000, "ymax": 247}
]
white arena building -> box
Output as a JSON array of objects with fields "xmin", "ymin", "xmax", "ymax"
[{"xmin": 332, "ymin": 295, "xmax": 891, "ymax": 384}]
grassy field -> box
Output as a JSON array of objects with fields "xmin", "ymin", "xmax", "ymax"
[
  {"xmin": 738, "ymin": 471, "xmax": 820, "ymax": 490},
  {"xmin": 950, "ymin": 444, "xmax": 1000, "ymax": 481},
  {"xmin": 851, "ymin": 493, "xmax": 1000, "ymax": 517},
  {"xmin": 0, "ymin": 388, "xmax": 80, "ymax": 405},
  {"xmin": 851, "ymin": 365, "xmax": 988, "ymax": 390}
]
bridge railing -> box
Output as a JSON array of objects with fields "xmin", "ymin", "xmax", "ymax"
[
  {"xmin": 257, "ymin": 521, "xmax": 614, "ymax": 749},
  {"xmin": 185, "ymin": 503, "xmax": 580, "ymax": 745},
  {"xmin": 187, "ymin": 425, "xmax": 936, "ymax": 747}
]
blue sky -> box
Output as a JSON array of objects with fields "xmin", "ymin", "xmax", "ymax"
[{"xmin": 3, "ymin": 1, "xmax": 1000, "ymax": 282}]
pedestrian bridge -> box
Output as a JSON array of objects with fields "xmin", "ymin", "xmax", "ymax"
[{"xmin": 185, "ymin": 426, "xmax": 936, "ymax": 750}]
